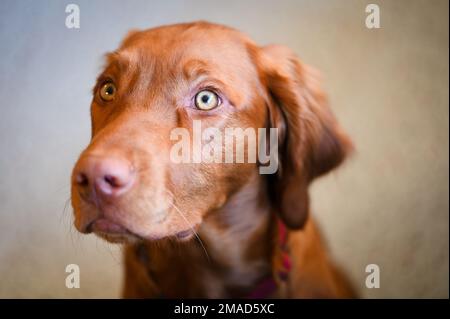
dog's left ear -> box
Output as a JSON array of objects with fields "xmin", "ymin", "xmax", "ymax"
[{"xmin": 257, "ymin": 45, "xmax": 353, "ymax": 229}]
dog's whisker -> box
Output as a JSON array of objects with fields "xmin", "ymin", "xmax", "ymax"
[
  {"xmin": 60, "ymin": 197, "xmax": 72, "ymax": 225},
  {"xmin": 163, "ymin": 189, "xmax": 210, "ymax": 262},
  {"xmin": 61, "ymin": 196, "xmax": 83, "ymax": 251},
  {"xmin": 104, "ymin": 242, "xmax": 121, "ymax": 265}
]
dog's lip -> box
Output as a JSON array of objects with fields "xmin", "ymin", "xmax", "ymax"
[
  {"xmin": 82, "ymin": 213, "xmax": 200, "ymax": 242},
  {"xmin": 174, "ymin": 224, "xmax": 200, "ymax": 241},
  {"xmin": 91, "ymin": 218, "xmax": 129, "ymax": 234},
  {"xmin": 176, "ymin": 229, "xmax": 193, "ymax": 239}
]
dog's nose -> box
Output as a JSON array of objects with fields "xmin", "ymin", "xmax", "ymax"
[{"xmin": 74, "ymin": 156, "xmax": 135, "ymax": 198}]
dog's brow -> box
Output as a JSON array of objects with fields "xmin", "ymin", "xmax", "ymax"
[
  {"xmin": 183, "ymin": 59, "xmax": 211, "ymax": 81},
  {"xmin": 105, "ymin": 51, "xmax": 132, "ymax": 70}
]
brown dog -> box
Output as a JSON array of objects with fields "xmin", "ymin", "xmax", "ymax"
[{"xmin": 71, "ymin": 21, "xmax": 355, "ymax": 298}]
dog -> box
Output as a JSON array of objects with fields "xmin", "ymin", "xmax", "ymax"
[{"xmin": 71, "ymin": 21, "xmax": 355, "ymax": 298}]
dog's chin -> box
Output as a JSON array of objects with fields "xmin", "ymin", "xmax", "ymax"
[
  {"xmin": 93, "ymin": 225, "xmax": 199, "ymax": 244},
  {"xmin": 95, "ymin": 231, "xmax": 141, "ymax": 244},
  {"xmin": 79, "ymin": 214, "xmax": 201, "ymax": 244},
  {"xmin": 96, "ymin": 230, "xmax": 196, "ymax": 244}
]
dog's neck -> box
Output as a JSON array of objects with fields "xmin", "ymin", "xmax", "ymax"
[
  {"xmin": 141, "ymin": 171, "xmax": 274, "ymax": 298},
  {"xmin": 198, "ymin": 171, "xmax": 274, "ymax": 297}
]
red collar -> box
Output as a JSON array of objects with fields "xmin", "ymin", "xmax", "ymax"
[{"xmin": 245, "ymin": 219, "xmax": 292, "ymax": 298}]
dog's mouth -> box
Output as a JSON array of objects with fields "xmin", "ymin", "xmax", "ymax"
[
  {"xmin": 86, "ymin": 217, "xmax": 198, "ymax": 244},
  {"xmin": 174, "ymin": 229, "xmax": 197, "ymax": 241},
  {"xmin": 90, "ymin": 218, "xmax": 128, "ymax": 234},
  {"xmin": 87, "ymin": 218, "xmax": 141, "ymax": 243}
]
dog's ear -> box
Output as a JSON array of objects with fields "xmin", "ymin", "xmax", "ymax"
[{"xmin": 258, "ymin": 45, "xmax": 353, "ymax": 229}]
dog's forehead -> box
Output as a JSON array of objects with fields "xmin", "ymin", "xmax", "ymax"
[{"xmin": 116, "ymin": 23, "xmax": 256, "ymax": 74}]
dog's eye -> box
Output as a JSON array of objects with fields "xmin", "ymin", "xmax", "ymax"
[
  {"xmin": 195, "ymin": 90, "xmax": 220, "ymax": 110},
  {"xmin": 99, "ymin": 82, "xmax": 116, "ymax": 102}
]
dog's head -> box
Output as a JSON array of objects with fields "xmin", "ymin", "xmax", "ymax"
[{"xmin": 71, "ymin": 22, "xmax": 352, "ymax": 243}]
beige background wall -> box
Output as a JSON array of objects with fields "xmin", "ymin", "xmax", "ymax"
[{"xmin": 0, "ymin": 0, "xmax": 448, "ymax": 298}]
